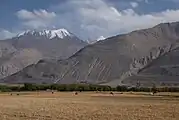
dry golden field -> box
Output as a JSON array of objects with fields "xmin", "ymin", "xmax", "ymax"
[{"xmin": 0, "ymin": 92, "xmax": 179, "ymax": 120}]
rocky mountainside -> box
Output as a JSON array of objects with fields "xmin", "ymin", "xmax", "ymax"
[
  {"xmin": 0, "ymin": 29, "xmax": 87, "ymax": 79},
  {"xmin": 122, "ymin": 46, "xmax": 179, "ymax": 87},
  {"xmin": 2, "ymin": 22, "xmax": 179, "ymax": 87}
]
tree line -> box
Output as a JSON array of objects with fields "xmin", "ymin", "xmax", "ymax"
[{"xmin": 0, "ymin": 83, "xmax": 179, "ymax": 92}]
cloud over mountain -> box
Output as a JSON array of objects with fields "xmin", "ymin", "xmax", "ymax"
[
  {"xmin": 16, "ymin": 9, "xmax": 56, "ymax": 29},
  {"xmin": 1, "ymin": 0, "xmax": 179, "ymax": 41}
]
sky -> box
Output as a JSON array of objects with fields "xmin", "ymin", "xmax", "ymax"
[{"xmin": 1, "ymin": 0, "xmax": 179, "ymax": 41}]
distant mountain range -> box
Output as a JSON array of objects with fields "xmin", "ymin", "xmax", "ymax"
[
  {"xmin": 2, "ymin": 22, "xmax": 179, "ymax": 87},
  {"xmin": 0, "ymin": 29, "xmax": 87, "ymax": 79},
  {"xmin": 1, "ymin": 22, "xmax": 179, "ymax": 88}
]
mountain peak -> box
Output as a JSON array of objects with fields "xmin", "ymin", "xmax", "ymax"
[
  {"xmin": 16, "ymin": 28, "xmax": 73, "ymax": 39},
  {"xmin": 87, "ymin": 36, "xmax": 106, "ymax": 44},
  {"xmin": 97, "ymin": 36, "xmax": 105, "ymax": 41}
]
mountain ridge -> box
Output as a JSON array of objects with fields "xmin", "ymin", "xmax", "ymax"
[
  {"xmin": 16, "ymin": 28, "xmax": 73, "ymax": 39},
  {"xmin": 2, "ymin": 22, "xmax": 179, "ymax": 87}
]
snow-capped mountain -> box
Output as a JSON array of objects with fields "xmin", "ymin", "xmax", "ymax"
[
  {"xmin": 7, "ymin": 28, "xmax": 87, "ymax": 59},
  {"xmin": 0, "ymin": 28, "xmax": 88, "ymax": 81},
  {"xmin": 16, "ymin": 28, "xmax": 73, "ymax": 39}
]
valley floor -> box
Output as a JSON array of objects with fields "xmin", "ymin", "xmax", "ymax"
[{"xmin": 0, "ymin": 92, "xmax": 179, "ymax": 120}]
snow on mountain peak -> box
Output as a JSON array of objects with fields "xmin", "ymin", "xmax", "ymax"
[
  {"xmin": 87, "ymin": 36, "xmax": 106, "ymax": 44},
  {"xmin": 17, "ymin": 28, "xmax": 72, "ymax": 39},
  {"xmin": 17, "ymin": 30, "xmax": 31, "ymax": 37},
  {"xmin": 97, "ymin": 36, "xmax": 105, "ymax": 41},
  {"xmin": 50, "ymin": 29, "xmax": 71, "ymax": 39}
]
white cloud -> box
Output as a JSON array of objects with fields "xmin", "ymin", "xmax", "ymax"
[
  {"xmin": 130, "ymin": 2, "xmax": 139, "ymax": 8},
  {"xmin": 6, "ymin": 0, "xmax": 179, "ymax": 41},
  {"xmin": 49, "ymin": 0, "xmax": 179, "ymax": 40},
  {"xmin": 16, "ymin": 9, "xmax": 56, "ymax": 29},
  {"xmin": 0, "ymin": 30, "xmax": 17, "ymax": 40}
]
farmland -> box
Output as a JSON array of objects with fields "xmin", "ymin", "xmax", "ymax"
[{"xmin": 0, "ymin": 92, "xmax": 178, "ymax": 120}]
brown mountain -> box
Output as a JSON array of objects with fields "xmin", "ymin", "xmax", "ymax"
[{"xmin": 2, "ymin": 22, "xmax": 179, "ymax": 87}]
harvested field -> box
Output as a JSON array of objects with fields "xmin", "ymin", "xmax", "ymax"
[{"xmin": 0, "ymin": 92, "xmax": 178, "ymax": 120}]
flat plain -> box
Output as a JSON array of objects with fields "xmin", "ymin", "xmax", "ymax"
[{"xmin": 0, "ymin": 92, "xmax": 178, "ymax": 120}]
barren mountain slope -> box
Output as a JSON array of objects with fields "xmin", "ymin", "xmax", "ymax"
[{"xmin": 2, "ymin": 22, "xmax": 179, "ymax": 86}]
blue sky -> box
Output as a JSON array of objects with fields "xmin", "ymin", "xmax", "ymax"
[{"xmin": 1, "ymin": 0, "xmax": 179, "ymax": 40}]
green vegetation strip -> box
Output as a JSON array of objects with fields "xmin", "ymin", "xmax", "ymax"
[{"xmin": 0, "ymin": 83, "xmax": 179, "ymax": 93}]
